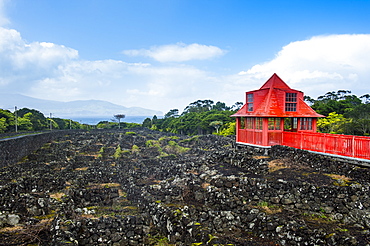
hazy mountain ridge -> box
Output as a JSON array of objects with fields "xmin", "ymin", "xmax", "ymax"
[{"xmin": 0, "ymin": 93, "xmax": 162, "ymax": 117}]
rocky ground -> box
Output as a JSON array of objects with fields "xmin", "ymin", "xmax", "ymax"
[{"xmin": 0, "ymin": 128, "xmax": 369, "ymax": 245}]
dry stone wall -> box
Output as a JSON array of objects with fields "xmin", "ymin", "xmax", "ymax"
[
  {"xmin": 0, "ymin": 129, "xmax": 369, "ymax": 245},
  {"xmin": 0, "ymin": 130, "xmax": 84, "ymax": 167}
]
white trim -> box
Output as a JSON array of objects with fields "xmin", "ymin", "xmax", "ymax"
[
  {"xmin": 305, "ymin": 150, "xmax": 370, "ymax": 166},
  {"xmin": 236, "ymin": 142, "xmax": 271, "ymax": 149}
]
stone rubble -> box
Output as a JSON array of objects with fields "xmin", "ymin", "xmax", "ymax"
[{"xmin": 0, "ymin": 128, "xmax": 369, "ymax": 245}]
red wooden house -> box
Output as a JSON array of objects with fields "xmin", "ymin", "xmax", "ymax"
[
  {"xmin": 232, "ymin": 73, "xmax": 324, "ymax": 146},
  {"xmin": 232, "ymin": 73, "xmax": 370, "ymax": 161}
]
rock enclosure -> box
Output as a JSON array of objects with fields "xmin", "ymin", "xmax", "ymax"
[{"xmin": 0, "ymin": 128, "xmax": 369, "ymax": 245}]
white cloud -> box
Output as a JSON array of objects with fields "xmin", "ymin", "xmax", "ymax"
[
  {"xmin": 123, "ymin": 42, "xmax": 226, "ymax": 62},
  {"xmin": 0, "ymin": 25, "xmax": 218, "ymax": 113},
  {"xmin": 2, "ymin": 23, "xmax": 370, "ymax": 115},
  {"xmin": 0, "ymin": 27, "xmax": 78, "ymax": 90},
  {"xmin": 235, "ymin": 34, "xmax": 370, "ymax": 99}
]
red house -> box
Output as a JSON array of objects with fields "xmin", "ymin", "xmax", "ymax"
[{"xmin": 232, "ymin": 73, "xmax": 324, "ymax": 147}]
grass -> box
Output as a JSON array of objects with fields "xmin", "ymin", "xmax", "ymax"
[
  {"xmin": 256, "ymin": 201, "xmax": 282, "ymax": 214},
  {"xmin": 131, "ymin": 144, "xmax": 140, "ymax": 154},
  {"xmin": 324, "ymin": 173, "xmax": 353, "ymax": 186},
  {"xmin": 146, "ymin": 139, "xmax": 190, "ymax": 158},
  {"xmin": 113, "ymin": 145, "xmax": 122, "ymax": 159},
  {"xmin": 179, "ymin": 135, "xmax": 199, "ymax": 143},
  {"xmin": 86, "ymin": 204, "xmax": 139, "ymax": 218},
  {"xmin": 146, "ymin": 234, "xmax": 175, "ymax": 246}
]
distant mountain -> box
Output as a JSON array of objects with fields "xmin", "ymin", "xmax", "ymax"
[{"xmin": 0, "ymin": 93, "xmax": 162, "ymax": 117}]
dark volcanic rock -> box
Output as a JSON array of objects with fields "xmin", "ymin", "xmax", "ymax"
[{"xmin": 0, "ymin": 128, "xmax": 369, "ymax": 245}]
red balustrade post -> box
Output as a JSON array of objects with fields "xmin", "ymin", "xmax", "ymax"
[{"xmin": 352, "ymin": 135, "xmax": 355, "ymax": 157}]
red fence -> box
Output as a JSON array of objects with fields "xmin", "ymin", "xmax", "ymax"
[{"xmin": 237, "ymin": 129, "xmax": 370, "ymax": 160}]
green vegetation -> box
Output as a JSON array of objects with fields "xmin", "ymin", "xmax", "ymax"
[
  {"xmin": 309, "ymin": 90, "xmax": 370, "ymax": 135},
  {"xmin": 131, "ymin": 144, "xmax": 140, "ymax": 154},
  {"xmin": 113, "ymin": 145, "xmax": 123, "ymax": 159},
  {"xmin": 142, "ymin": 100, "xmax": 241, "ymax": 136},
  {"xmin": 97, "ymin": 146, "xmax": 105, "ymax": 158},
  {"xmin": 0, "ymin": 107, "xmax": 88, "ymax": 133},
  {"xmin": 145, "ymin": 137, "xmax": 190, "ymax": 157},
  {"xmin": 2, "ymin": 89, "xmax": 370, "ymax": 137},
  {"xmin": 96, "ymin": 121, "xmax": 140, "ymax": 129},
  {"xmin": 147, "ymin": 234, "xmax": 174, "ymax": 246}
]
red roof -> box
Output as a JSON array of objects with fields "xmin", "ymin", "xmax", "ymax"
[{"xmin": 232, "ymin": 73, "xmax": 324, "ymax": 118}]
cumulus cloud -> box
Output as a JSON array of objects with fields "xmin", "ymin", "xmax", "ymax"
[
  {"xmin": 0, "ymin": 27, "xmax": 78, "ymax": 89},
  {"xmin": 236, "ymin": 34, "xmax": 370, "ymax": 99},
  {"xmin": 123, "ymin": 42, "xmax": 226, "ymax": 62},
  {"xmin": 2, "ymin": 21, "xmax": 370, "ymax": 114}
]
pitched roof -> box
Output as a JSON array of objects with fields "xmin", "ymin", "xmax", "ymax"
[
  {"xmin": 260, "ymin": 73, "xmax": 291, "ymax": 90},
  {"xmin": 232, "ymin": 73, "xmax": 324, "ymax": 118}
]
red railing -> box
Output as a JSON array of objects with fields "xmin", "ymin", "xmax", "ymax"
[
  {"xmin": 237, "ymin": 129, "xmax": 370, "ymax": 160},
  {"xmin": 238, "ymin": 129, "xmax": 263, "ymax": 145}
]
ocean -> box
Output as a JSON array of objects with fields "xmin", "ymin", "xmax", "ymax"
[{"xmin": 69, "ymin": 116, "xmax": 156, "ymax": 125}]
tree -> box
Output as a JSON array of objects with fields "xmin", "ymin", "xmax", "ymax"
[
  {"xmin": 17, "ymin": 116, "xmax": 33, "ymax": 131},
  {"xmin": 210, "ymin": 121, "xmax": 223, "ymax": 133},
  {"xmin": 164, "ymin": 109, "xmax": 179, "ymax": 118},
  {"xmin": 311, "ymin": 90, "xmax": 361, "ymax": 116},
  {"xmin": 114, "ymin": 114, "xmax": 125, "ymax": 129},
  {"xmin": 0, "ymin": 118, "xmax": 7, "ymax": 133},
  {"xmin": 16, "ymin": 108, "xmax": 47, "ymax": 130},
  {"xmin": 360, "ymin": 94, "xmax": 370, "ymax": 104},
  {"xmin": 142, "ymin": 118, "xmax": 152, "ymax": 128},
  {"xmin": 345, "ymin": 103, "xmax": 370, "ymax": 135},
  {"xmin": 0, "ymin": 109, "xmax": 14, "ymax": 132},
  {"xmin": 183, "ymin": 99, "xmax": 214, "ymax": 114},
  {"xmin": 317, "ymin": 112, "xmax": 348, "ymax": 133},
  {"xmin": 231, "ymin": 102, "xmax": 243, "ymax": 111},
  {"xmin": 218, "ymin": 122, "xmax": 236, "ymax": 136},
  {"xmin": 304, "ymin": 95, "xmax": 315, "ymax": 105},
  {"xmin": 212, "ymin": 102, "xmax": 230, "ymax": 111}
]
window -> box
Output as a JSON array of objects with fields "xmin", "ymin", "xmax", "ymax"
[
  {"xmin": 268, "ymin": 118, "xmax": 281, "ymax": 130},
  {"xmin": 246, "ymin": 118, "xmax": 254, "ymax": 129},
  {"xmin": 285, "ymin": 103, "xmax": 297, "ymax": 112},
  {"xmin": 286, "ymin": 93, "xmax": 297, "ymax": 102},
  {"xmin": 285, "ymin": 93, "xmax": 297, "ymax": 112},
  {"xmin": 247, "ymin": 93, "xmax": 254, "ymax": 111},
  {"xmin": 300, "ymin": 118, "xmax": 313, "ymax": 130},
  {"xmin": 284, "ymin": 118, "xmax": 298, "ymax": 131},
  {"xmin": 240, "ymin": 117, "xmax": 245, "ymax": 129},
  {"xmin": 256, "ymin": 118, "xmax": 263, "ymax": 130}
]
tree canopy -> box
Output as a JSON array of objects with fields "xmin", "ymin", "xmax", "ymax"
[
  {"xmin": 145, "ymin": 100, "xmax": 237, "ymax": 136},
  {"xmin": 311, "ymin": 90, "xmax": 370, "ymax": 135}
]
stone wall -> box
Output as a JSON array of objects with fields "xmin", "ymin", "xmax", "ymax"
[
  {"xmin": 0, "ymin": 130, "xmax": 84, "ymax": 167},
  {"xmin": 0, "ymin": 129, "xmax": 369, "ymax": 245}
]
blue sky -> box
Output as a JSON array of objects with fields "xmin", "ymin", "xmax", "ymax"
[{"xmin": 1, "ymin": 0, "xmax": 370, "ymax": 114}]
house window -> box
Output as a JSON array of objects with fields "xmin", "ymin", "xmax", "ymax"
[
  {"xmin": 246, "ymin": 118, "xmax": 254, "ymax": 129},
  {"xmin": 240, "ymin": 117, "xmax": 245, "ymax": 129},
  {"xmin": 285, "ymin": 93, "xmax": 297, "ymax": 112},
  {"xmin": 284, "ymin": 118, "xmax": 298, "ymax": 131},
  {"xmin": 300, "ymin": 118, "xmax": 313, "ymax": 130},
  {"xmin": 247, "ymin": 93, "xmax": 254, "ymax": 111},
  {"xmin": 256, "ymin": 118, "xmax": 263, "ymax": 130},
  {"xmin": 285, "ymin": 103, "xmax": 297, "ymax": 112},
  {"xmin": 268, "ymin": 118, "xmax": 281, "ymax": 130}
]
